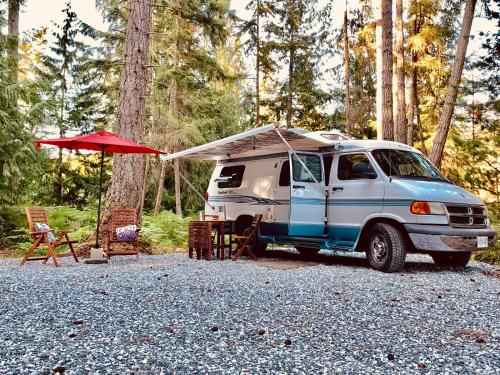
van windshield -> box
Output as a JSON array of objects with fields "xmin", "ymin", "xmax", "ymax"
[{"xmin": 372, "ymin": 149, "xmax": 448, "ymax": 182}]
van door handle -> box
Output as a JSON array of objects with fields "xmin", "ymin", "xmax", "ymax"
[
  {"xmin": 331, "ymin": 187, "xmax": 343, "ymax": 191},
  {"xmin": 293, "ymin": 185, "xmax": 305, "ymax": 189}
]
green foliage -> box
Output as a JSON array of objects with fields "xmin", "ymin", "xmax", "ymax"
[
  {"xmin": 141, "ymin": 210, "xmax": 195, "ymax": 252},
  {"xmin": 6, "ymin": 206, "xmax": 192, "ymax": 254}
]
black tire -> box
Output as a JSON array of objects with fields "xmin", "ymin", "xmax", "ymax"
[
  {"xmin": 236, "ymin": 217, "xmax": 267, "ymax": 256},
  {"xmin": 296, "ymin": 247, "xmax": 320, "ymax": 257},
  {"xmin": 366, "ymin": 223, "xmax": 406, "ymax": 273},
  {"xmin": 431, "ymin": 252, "xmax": 471, "ymax": 267}
]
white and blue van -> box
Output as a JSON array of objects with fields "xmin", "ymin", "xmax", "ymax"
[{"xmin": 163, "ymin": 125, "xmax": 496, "ymax": 272}]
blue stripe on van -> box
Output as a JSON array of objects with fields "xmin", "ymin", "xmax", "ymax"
[{"xmin": 208, "ymin": 195, "xmax": 412, "ymax": 207}]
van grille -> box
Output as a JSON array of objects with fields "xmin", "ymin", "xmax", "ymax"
[{"xmin": 445, "ymin": 204, "xmax": 487, "ymax": 228}]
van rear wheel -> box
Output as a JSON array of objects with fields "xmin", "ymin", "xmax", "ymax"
[
  {"xmin": 431, "ymin": 252, "xmax": 471, "ymax": 267},
  {"xmin": 366, "ymin": 223, "xmax": 406, "ymax": 273}
]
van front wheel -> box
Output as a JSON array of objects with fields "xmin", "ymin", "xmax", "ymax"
[{"xmin": 366, "ymin": 223, "xmax": 406, "ymax": 273}]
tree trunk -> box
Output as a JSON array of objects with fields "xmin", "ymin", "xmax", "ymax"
[
  {"xmin": 430, "ymin": 0, "xmax": 476, "ymax": 168},
  {"xmin": 154, "ymin": 77, "xmax": 177, "ymax": 215},
  {"xmin": 406, "ymin": 68, "xmax": 415, "ymax": 145},
  {"xmin": 174, "ymin": 158, "xmax": 182, "ymax": 216},
  {"xmin": 343, "ymin": 2, "xmax": 351, "ymax": 133},
  {"xmin": 7, "ymin": 0, "xmax": 19, "ymax": 84},
  {"xmin": 153, "ymin": 156, "xmax": 167, "ymax": 214},
  {"xmin": 375, "ymin": 1, "xmax": 383, "ymax": 139},
  {"xmin": 101, "ymin": 0, "xmax": 152, "ymax": 232},
  {"xmin": 286, "ymin": 46, "xmax": 294, "ymax": 128},
  {"xmin": 170, "ymin": 79, "xmax": 182, "ymax": 216},
  {"xmin": 381, "ymin": 0, "xmax": 394, "ymax": 140},
  {"xmin": 393, "ymin": 0, "xmax": 406, "ymax": 143},
  {"xmin": 406, "ymin": 9, "xmax": 419, "ymax": 146},
  {"xmin": 255, "ymin": 0, "xmax": 261, "ymax": 127}
]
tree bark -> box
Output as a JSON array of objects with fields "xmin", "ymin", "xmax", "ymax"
[
  {"xmin": 381, "ymin": 0, "xmax": 394, "ymax": 140},
  {"xmin": 7, "ymin": 0, "xmax": 19, "ymax": 84},
  {"xmin": 406, "ymin": 8, "xmax": 419, "ymax": 146},
  {"xmin": 255, "ymin": 0, "xmax": 261, "ymax": 127},
  {"xmin": 286, "ymin": 45, "xmax": 294, "ymax": 128},
  {"xmin": 375, "ymin": 1, "xmax": 383, "ymax": 139},
  {"xmin": 101, "ymin": 0, "xmax": 152, "ymax": 232},
  {"xmin": 343, "ymin": 2, "xmax": 351, "ymax": 133},
  {"xmin": 430, "ymin": 0, "xmax": 476, "ymax": 168},
  {"xmin": 393, "ymin": 0, "xmax": 406, "ymax": 143}
]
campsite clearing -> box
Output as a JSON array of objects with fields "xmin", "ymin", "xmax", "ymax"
[{"xmin": 0, "ymin": 251, "xmax": 498, "ymax": 374}]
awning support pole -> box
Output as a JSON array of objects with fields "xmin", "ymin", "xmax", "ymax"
[
  {"xmin": 165, "ymin": 162, "xmax": 215, "ymax": 209},
  {"xmin": 273, "ymin": 127, "xmax": 321, "ymax": 185}
]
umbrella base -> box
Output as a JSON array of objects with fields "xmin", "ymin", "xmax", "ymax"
[
  {"xmin": 85, "ymin": 259, "xmax": 109, "ymax": 264},
  {"xmin": 87, "ymin": 247, "xmax": 107, "ymax": 264}
]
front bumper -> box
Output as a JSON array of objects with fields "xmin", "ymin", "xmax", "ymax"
[{"xmin": 404, "ymin": 224, "xmax": 497, "ymax": 252}]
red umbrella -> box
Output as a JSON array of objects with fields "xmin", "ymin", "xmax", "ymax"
[{"xmin": 36, "ymin": 131, "xmax": 163, "ymax": 249}]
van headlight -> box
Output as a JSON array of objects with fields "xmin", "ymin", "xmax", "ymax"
[
  {"xmin": 410, "ymin": 201, "xmax": 447, "ymax": 215},
  {"xmin": 484, "ymin": 206, "xmax": 490, "ymax": 226}
]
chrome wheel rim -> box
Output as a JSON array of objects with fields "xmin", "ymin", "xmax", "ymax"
[{"xmin": 371, "ymin": 235, "xmax": 388, "ymax": 263}]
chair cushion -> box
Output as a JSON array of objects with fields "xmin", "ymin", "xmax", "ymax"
[
  {"xmin": 115, "ymin": 225, "xmax": 138, "ymax": 240},
  {"xmin": 35, "ymin": 223, "xmax": 57, "ymax": 243}
]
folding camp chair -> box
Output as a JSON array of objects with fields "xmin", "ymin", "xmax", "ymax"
[
  {"xmin": 231, "ymin": 214, "xmax": 263, "ymax": 261},
  {"xmin": 21, "ymin": 207, "xmax": 79, "ymax": 267},
  {"xmin": 106, "ymin": 208, "xmax": 140, "ymax": 260}
]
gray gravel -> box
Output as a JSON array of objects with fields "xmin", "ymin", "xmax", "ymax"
[{"xmin": 0, "ymin": 250, "xmax": 499, "ymax": 374}]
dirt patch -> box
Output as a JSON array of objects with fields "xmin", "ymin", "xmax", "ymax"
[{"xmin": 243, "ymin": 259, "xmax": 319, "ymax": 270}]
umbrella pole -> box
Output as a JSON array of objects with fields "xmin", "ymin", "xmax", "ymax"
[{"xmin": 95, "ymin": 149, "xmax": 105, "ymax": 248}]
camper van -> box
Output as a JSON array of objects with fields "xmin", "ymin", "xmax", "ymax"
[{"xmin": 162, "ymin": 125, "xmax": 496, "ymax": 273}]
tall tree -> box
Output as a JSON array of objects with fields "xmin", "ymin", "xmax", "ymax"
[
  {"xmin": 343, "ymin": 1, "xmax": 351, "ymax": 133},
  {"xmin": 375, "ymin": 0, "xmax": 382, "ymax": 139},
  {"xmin": 380, "ymin": 0, "xmax": 394, "ymax": 140},
  {"xmin": 7, "ymin": 0, "xmax": 21, "ymax": 83},
  {"xmin": 149, "ymin": 0, "xmax": 232, "ymax": 215},
  {"xmin": 393, "ymin": 0, "xmax": 406, "ymax": 143},
  {"xmin": 430, "ymin": 0, "xmax": 477, "ymax": 168},
  {"xmin": 262, "ymin": 0, "xmax": 330, "ymax": 129},
  {"xmin": 102, "ymin": 0, "xmax": 152, "ymax": 231},
  {"xmin": 255, "ymin": 0, "xmax": 261, "ymax": 126}
]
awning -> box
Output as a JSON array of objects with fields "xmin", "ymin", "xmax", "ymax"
[{"xmin": 160, "ymin": 125, "xmax": 334, "ymax": 161}]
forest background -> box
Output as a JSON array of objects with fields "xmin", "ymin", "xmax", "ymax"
[{"xmin": 0, "ymin": 0, "xmax": 498, "ymax": 261}]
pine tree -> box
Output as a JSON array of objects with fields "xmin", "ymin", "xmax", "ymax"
[
  {"xmin": 393, "ymin": 0, "xmax": 406, "ymax": 143},
  {"xmin": 261, "ymin": 0, "xmax": 330, "ymax": 129},
  {"xmin": 430, "ymin": 0, "xmax": 477, "ymax": 168},
  {"xmin": 101, "ymin": 0, "xmax": 152, "ymax": 233},
  {"xmin": 149, "ymin": 0, "xmax": 233, "ymax": 215}
]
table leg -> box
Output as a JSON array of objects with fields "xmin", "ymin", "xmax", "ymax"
[{"xmin": 220, "ymin": 224, "xmax": 225, "ymax": 260}]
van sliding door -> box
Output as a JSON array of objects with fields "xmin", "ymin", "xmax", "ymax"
[{"xmin": 288, "ymin": 151, "xmax": 326, "ymax": 236}]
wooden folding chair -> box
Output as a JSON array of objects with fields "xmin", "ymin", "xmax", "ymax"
[
  {"xmin": 107, "ymin": 208, "xmax": 140, "ymax": 260},
  {"xmin": 188, "ymin": 221, "xmax": 213, "ymax": 260},
  {"xmin": 20, "ymin": 207, "xmax": 79, "ymax": 267},
  {"xmin": 231, "ymin": 214, "xmax": 263, "ymax": 261}
]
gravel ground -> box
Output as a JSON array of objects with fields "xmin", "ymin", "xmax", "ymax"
[{"xmin": 0, "ymin": 250, "xmax": 499, "ymax": 374}]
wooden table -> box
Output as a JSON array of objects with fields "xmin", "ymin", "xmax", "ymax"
[{"xmin": 188, "ymin": 220, "xmax": 234, "ymax": 260}]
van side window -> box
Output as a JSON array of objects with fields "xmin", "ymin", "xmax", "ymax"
[
  {"xmin": 337, "ymin": 154, "xmax": 376, "ymax": 180},
  {"xmin": 292, "ymin": 154, "xmax": 323, "ymax": 182},
  {"xmin": 279, "ymin": 161, "xmax": 290, "ymax": 186},
  {"xmin": 217, "ymin": 165, "xmax": 245, "ymax": 188}
]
